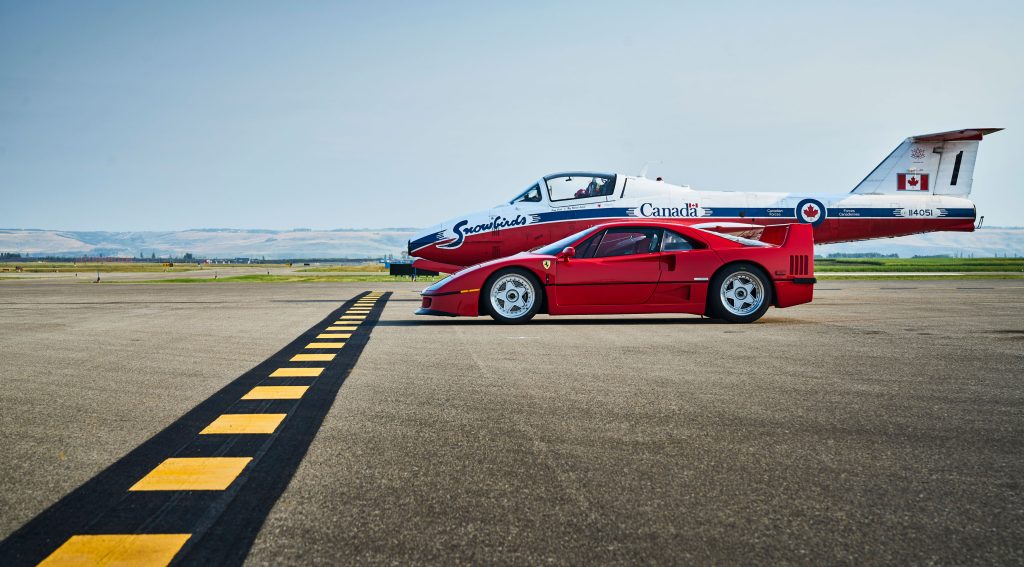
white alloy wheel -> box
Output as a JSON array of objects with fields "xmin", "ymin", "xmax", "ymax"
[
  {"xmin": 488, "ymin": 273, "xmax": 537, "ymax": 321},
  {"xmin": 719, "ymin": 271, "xmax": 766, "ymax": 317}
]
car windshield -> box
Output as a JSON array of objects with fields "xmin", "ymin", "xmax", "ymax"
[
  {"xmin": 533, "ymin": 227, "xmax": 601, "ymax": 256},
  {"xmin": 508, "ymin": 183, "xmax": 543, "ymax": 205}
]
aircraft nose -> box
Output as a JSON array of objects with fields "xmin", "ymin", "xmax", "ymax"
[{"xmin": 408, "ymin": 223, "xmax": 446, "ymax": 257}]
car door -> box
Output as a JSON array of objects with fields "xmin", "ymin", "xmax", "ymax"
[
  {"xmin": 553, "ymin": 227, "xmax": 662, "ymax": 306},
  {"xmin": 650, "ymin": 230, "xmax": 721, "ymax": 307}
]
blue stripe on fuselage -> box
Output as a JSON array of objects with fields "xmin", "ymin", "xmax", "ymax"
[
  {"xmin": 411, "ymin": 206, "xmax": 975, "ymax": 252},
  {"xmin": 702, "ymin": 207, "xmax": 975, "ymax": 219}
]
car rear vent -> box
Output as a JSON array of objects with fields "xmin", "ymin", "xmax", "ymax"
[{"xmin": 790, "ymin": 255, "xmax": 809, "ymax": 275}]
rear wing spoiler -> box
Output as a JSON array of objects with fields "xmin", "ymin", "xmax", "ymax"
[{"xmin": 760, "ymin": 223, "xmax": 807, "ymax": 247}]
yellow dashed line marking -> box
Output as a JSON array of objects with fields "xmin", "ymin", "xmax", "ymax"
[
  {"xmin": 39, "ymin": 534, "xmax": 191, "ymax": 567},
  {"xmin": 200, "ymin": 414, "xmax": 287, "ymax": 435},
  {"xmin": 242, "ymin": 385, "xmax": 308, "ymax": 400},
  {"xmin": 23, "ymin": 293, "xmax": 392, "ymax": 564},
  {"xmin": 269, "ymin": 367, "xmax": 324, "ymax": 378},
  {"xmin": 290, "ymin": 353, "xmax": 335, "ymax": 362},
  {"xmin": 129, "ymin": 457, "xmax": 252, "ymax": 491},
  {"xmin": 317, "ymin": 331, "xmax": 352, "ymax": 338}
]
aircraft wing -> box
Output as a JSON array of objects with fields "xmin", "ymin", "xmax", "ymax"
[{"xmin": 413, "ymin": 258, "xmax": 466, "ymax": 274}]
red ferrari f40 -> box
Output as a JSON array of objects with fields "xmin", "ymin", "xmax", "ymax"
[{"xmin": 417, "ymin": 221, "xmax": 815, "ymax": 324}]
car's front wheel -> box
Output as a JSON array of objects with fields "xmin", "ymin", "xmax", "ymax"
[
  {"xmin": 709, "ymin": 264, "xmax": 772, "ymax": 323},
  {"xmin": 484, "ymin": 268, "xmax": 542, "ymax": 324}
]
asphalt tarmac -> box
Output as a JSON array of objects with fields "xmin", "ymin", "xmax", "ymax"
[{"xmin": 1, "ymin": 280, "xmax": 1022, "ymax": 565}]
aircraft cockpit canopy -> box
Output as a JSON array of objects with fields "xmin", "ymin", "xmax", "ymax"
[
  {"xmin": 509, "ymin": 183, "xmax": 543, "ymax": 205},
  {"xmin": 544, "ymin": 173, "xmax": 616, "ymax": 201},
  {"xmin": 508, "ymin": 173, "xmax": 617, "ymax": 206}
]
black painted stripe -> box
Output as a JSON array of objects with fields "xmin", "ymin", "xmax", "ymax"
[
  {"xmin": 0, "ymin": 291, "xmax": 389, "ymax": 566},
  {"xmin": 950, "ymin": 150, "xmax": 964, "ymax": 186}
]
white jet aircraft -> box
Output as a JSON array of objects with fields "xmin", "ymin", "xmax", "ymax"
[{"xmin": 408, "ymin": 128, "xmax": 1001, "ymax": 272}]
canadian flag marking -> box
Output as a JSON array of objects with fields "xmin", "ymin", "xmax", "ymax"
[{"xmin": 897, "ymin": 173, "xmax": 929, "ymax": 191}]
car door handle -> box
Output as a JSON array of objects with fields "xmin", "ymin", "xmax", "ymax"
[{"xmin": 661, "ymin": 255, "xmax": 676, "ymax": 271}]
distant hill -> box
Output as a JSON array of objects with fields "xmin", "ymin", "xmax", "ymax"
[
  {"xmin": 1, "ymin": 226, "xmax": 1022, "ymax": 259},
  {"xmin": 0, "ymin": 228, "xmax": 419, "ymax": 259},
  {"xmin": 815, "ymin": 226, "xmax": 1024, "ymax": 258}
]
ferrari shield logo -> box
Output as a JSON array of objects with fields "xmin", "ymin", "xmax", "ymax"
[{"xmin": 542, "ymin": 260, "xmax": 551, "ymax": 270}]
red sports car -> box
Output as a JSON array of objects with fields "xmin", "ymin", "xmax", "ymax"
[{"xmin": 417, "ymin": 221, "xmax": 816, "ymax": 324}]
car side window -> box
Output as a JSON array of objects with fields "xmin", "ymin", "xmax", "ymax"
[
  {"xmin": 574, "ymin": 232, "xmax": 603, "ymax": 259},
  {"xmin": 662, "ymin": 230, "xmax": 699, "ymax": 251},
  {"xmin": 592, "ymin": 228, "xmax": 661, "ymax": 258}
]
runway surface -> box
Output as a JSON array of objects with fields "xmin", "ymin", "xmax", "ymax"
[{"xmin": 1, "ymin": 280, "xmax": 1022, "ymax": 564}]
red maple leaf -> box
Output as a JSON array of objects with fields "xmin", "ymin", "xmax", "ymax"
[
  {"xmin": 908, "ymin": 176, "xmax": 919, "ymax": 187},
  {"xmin": 803, "ymin": 204, "xmax": 819, "ymax": 218}
]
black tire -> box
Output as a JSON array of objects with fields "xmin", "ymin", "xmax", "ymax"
[
  {"xmin": 708, "ymin": 263, "xmax": 772, "ymax": 323},
  {"xmin": 483, "ymin": 267, "xmax": 543, "ymax": 324}
]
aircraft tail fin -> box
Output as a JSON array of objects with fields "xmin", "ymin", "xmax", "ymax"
[{"xmin": 850, "ymin": 128, "xmax": 1002, "ymax": 196}]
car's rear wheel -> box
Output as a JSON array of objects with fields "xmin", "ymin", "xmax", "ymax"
[
  {"xmin": 484, "ymin": 268, "xmax": 541, "ymax": 324},
  {"xmin": 709, "ymin": 264, "xmax": 771, "ymax": 323}
]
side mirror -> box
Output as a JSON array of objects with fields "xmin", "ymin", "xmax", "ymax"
[{"xmin": 557, "ymin": 246, "xmax": 575, "ymax": 263}]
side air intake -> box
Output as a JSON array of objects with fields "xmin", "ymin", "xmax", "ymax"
[{"xmin": 790, "ymin": 255, "xmax": 810, "ymax": 276}]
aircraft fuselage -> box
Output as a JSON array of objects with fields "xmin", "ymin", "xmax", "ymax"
[{"xmin": 409, "ymin": 175, "xmax": 976, "ymax": 268}]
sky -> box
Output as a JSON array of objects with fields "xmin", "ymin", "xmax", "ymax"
[{"xmin": 1, "ymin": 0, "xmax": 1022, "ymax": 231}]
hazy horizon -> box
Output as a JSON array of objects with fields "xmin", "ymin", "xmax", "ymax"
[{"xmin": 4, "ymin": 226, "xmax": 1024, "ymax": 260}]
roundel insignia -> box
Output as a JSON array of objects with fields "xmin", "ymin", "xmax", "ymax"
[
  {"xmin": 795, "ymin": 198, "xmax": 827, "ymax": 227},
  {"xmin": 542, "ymin": 260, "xmax": 551, "ymax": 270}
]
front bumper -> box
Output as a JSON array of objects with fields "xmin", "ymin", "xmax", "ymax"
[
  {"xmin": 415, "ymin": 308, "xmax": 458, "ymax": 317},
  {"xmin": 417, "ymin": 290, "xmax": 481, "ymax": 317}
]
